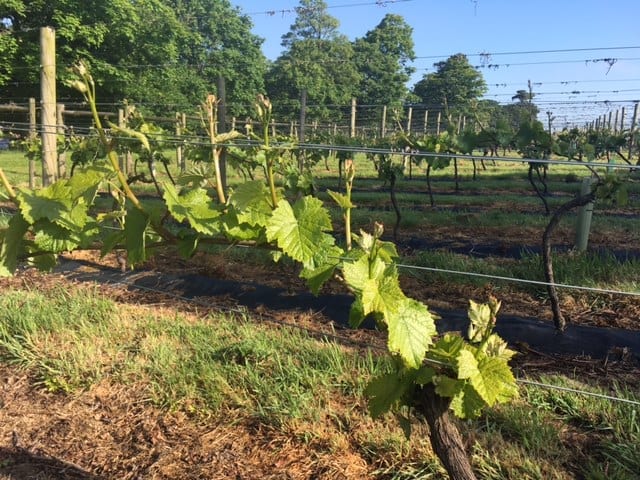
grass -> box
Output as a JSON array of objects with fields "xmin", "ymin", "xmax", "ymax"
[
  {"xmin": 0, "ymin": 281, "xmax": 638, "ymax": 478},
  {"xmin": 407, "ymin": 249, "xmax": 640, "ymax": 295}
]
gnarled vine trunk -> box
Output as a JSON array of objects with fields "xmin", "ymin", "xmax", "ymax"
[
  {"xmin": 542, "ymin": 191, "xmax": 596, "ymax": 331},
  {"xmin": 415, "ymin": 384, "xmax": 477, "ymax": 480}
]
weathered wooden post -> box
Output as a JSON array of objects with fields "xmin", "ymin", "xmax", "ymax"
[
  {"xmin": 629, "ymin": 103, "xmax": 638, "ymax": 161},
  {"xmin": 56, "ymin": 103, "xmax": 66, "ymax": 178},
  {"xmin": 380, "ymin": 105, "xmax": 387, "ymax": 138},
  {"xmin": 350, "ymin": 98, "xmax": 356, "ymax": 138},
  {"xmin": 175, "ymin": 112, "xmax": 186, "ymax": 173},
  {"xmin": 40, "ymin": 26, "xmax": 57, "ymax": 186},
  {"xmin": 406, "ymin": 106, "xmax": 413, "ymax": 134},
  {"xmin": 28, "ymin": 97, "xmax": 36, "ymax": 188}
]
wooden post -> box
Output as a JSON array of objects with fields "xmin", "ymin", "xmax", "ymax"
[
  {"xmin": 629, "ymin": 102, "xmax": 638, "ymax": 161},
  {"xmin": 406, "ymin": 106, "xmax": 413, "ymax": 134},
  {"xmin": 28, "ymin": 97, "xmax": 36, "ymax": 188},
  {"xmin": 380, "ymin": 105, "xmax": 387, "ymax": 138},
  {"xmin": 118, "ymin": 108, "xmax": 127, "ymax": 173},
  {"xmin": 607, "ymin": 112, "xmax": 612, "ymax": 130},
  {"xmin": 271, "ymin": 119, "xmax": 276, "ymax": 138},
  {"xmin": 299, "ymin": 89, "xmax": 307, "ymax": 144},
  {"xmin": 620, "ymin": 107, "xmax": 625, "ymax": 132},
  {"xmin": 175, "ymin": 112, "xmax": 185, "ymax": 173},
  {"xmin": 217, "ymin": 75, "xmax": 227, "ymax": 192},
  {"xmin": 56, "ymin": 103, "xmax": 66, "ymax": 178},
  {"xmin": 423, "ymin": 110, "xmax": 429, "ymax": 134},
  {"xmin": 298, "ymin": 88, "xmax": 307, "ymax": 171},
  {"xmin": 349, "ymin": 98, "xmax": 356, "ymax": 138},
  {"xmin": 436, "ymin": 111, "xmax": 441, "ymax": 135},
  {"xmin": 40, "ymin": 26, "xmax": 57, "ymax": 186},
  {"xmin": 289, "ymin": 120, "xmax": 294, "ymax": 138},
  {"xmin": 613, "ymin": 110, "xmax": 619, "ymax": 133},
  {"xmin": 231, "ymin": 116, "xmax": 236, "ymax": 131}
]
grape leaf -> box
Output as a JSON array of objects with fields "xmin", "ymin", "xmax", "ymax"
[
  {"xmin": 365, "ymin": 372, "xmax": 409, "ymax": 419},
  {"xmin": 265, "ymin": 197, "xmax": 334, "ymax": 267},
  {"xmin": 457, "ymin": 348, "xmax": 518, "ymax": 407},
  {"xmin": 163, "ymin": 183, "xmax": 222, "ymax": 235},
  {"xmin": 177, "ymin": 234, "xmax": 199, "ymax": 259},
  {"xmin": 228, "ymin": 180, "xmax": 273, "ymax": 228},
  {"xmin": 450, "ymin": 383, "xmax": 485, "ymax": 419},
  {"xmin": 299, "ymin": 244, "xmax": 343, "ymax": 295},
  {"xmin": 34, "ymin": 222, "xmax": 81, "ymax": 252},
  {"xmin": 467, "ymin": 299, "xmax": 494, "ymax": 343},
  {"xmin": 28, "ymin": 253, "xmax": 57, "ymax": 272},
  {"xmin": 327, "ymin": 189, "xmax": 354, "ymax": 210},
  {"xmin": 125, "ymin": 207, "xmax": 149, "ymax": 266},
  {"xmin": 0, "ymin": 213, "xmax": 29, "ymax": 276},
  {"xmin": 17, "ymin": 183, "xmax": 73, "ymax": 224},
  {"xmin": 387, "ymin": 298, "xmax": 436, "ymax": 368}
]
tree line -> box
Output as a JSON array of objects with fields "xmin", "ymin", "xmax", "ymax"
[{"xmin": 0, "ymin": 0, "xmax": 540, "ymax": 129}]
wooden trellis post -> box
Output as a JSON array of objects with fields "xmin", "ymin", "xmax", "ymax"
[
  {"xmin": 56, "ymin": 103, "xmax": 66, "ymax": 178},
  {"xmin": 28, "ymin": 97, "xmax": 36, "ymax": 188},
  {"xmin": 349, "ymin": 98, "xmax": 356, "ymax": 138},
  {"xmin": 40, "ymin": 26, "xmax": 57, "ymax": 186}
]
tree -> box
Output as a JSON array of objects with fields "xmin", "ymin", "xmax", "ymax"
[
  {"xmin": 167, "ymin": 0, "xmax": 267, "ymax": 117},
  {"xmin": 265, "ymin": 0, "xmax": 360, "ymax": 121},
  {"xmin": 353, "ymin": 14, "xmax": 415, "ymax": 109},
  {"xmin": 502, "ymin": 81, "xmax": 539, "ymax": 127},
  {"xmin": 0, "ymin": 0, "xmax": 266, "ymax": 116},
  {"xmin": 413, "ymin": 54, "xmax": 487, "ymax": 123}
]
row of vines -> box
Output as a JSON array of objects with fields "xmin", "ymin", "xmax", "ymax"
[{"xmin": 0, "ymin": 64, "xmax": 638, "ymax": 479}]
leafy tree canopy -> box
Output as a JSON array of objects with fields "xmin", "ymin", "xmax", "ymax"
[
  {"xmin": 413, "ymin": 53, "xmax": 487, "ymax": 120},
  {"xmin": 266, "ymin": 0, "xmax": 360, "ymax": 121},
  {"xmin": 353, "ymin": 14, "xmax": 415, "ymax": 108},
  {"xmin": 0, "ymin": 0, "xmax": 266, "ymax": 116}
]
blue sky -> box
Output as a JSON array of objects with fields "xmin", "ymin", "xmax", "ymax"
[{"xmin": 231, "ymin": 0, "xmax": 640, "ymax": 128}]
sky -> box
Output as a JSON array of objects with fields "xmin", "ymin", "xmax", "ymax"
[{"xmin": 230, "ymin": 0, "xmax": 640, "ymax": 129}]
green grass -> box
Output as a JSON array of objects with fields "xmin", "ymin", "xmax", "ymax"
[
  {"xmin": 407, "ymin": 249, "xmax": 640, "ymax": 295},
  {"xmin": 0, "ymin": 284, "xmax": 384, "ymax": 425},
  {"xmin": 0, "ymin": 282, "xmax": 638, "ymax": 478}
]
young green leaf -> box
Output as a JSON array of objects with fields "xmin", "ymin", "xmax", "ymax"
[
  {"xmin": 365, "ymin": 372, "xmax": 410, "ymax": 419},
  {"xmin": 327, "ymin": 189, "xmax": 354, "ymax": 210},
  {"xmin": 387, "ymin": 298, "xmax": 437, "ymax": 369},
  {"xmin": 0, "ymin": 213, "xmax": 29, "ymax": 276},
  {"xmin": 124, "ymin": 207, "xmax": 150, "ymax": 266},
  {"xmin": 265, "ymin": 196, "xmax": 334, "ymax": 267},
  {"xmin": 163, "ymin": 183, "xmax": 222, "ymax": 236}
]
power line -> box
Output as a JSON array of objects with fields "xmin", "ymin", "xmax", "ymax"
[
  {"xmin": 415, "ymin": 45, "xmax": 640, "ymax": 60},
  {"xmin": 245, "ymin": 0, "xmax": 415, "ymax": 16}
]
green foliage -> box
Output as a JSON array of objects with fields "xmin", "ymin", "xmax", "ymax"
[
  {"xmin": 0, "ymin": 67, "xmax": 519, "ymax": 463},
  {"xmin": 266, "ymin": 196, "xmax": 336, "ymax": 269},
  {"xmin": 1, "ymin": 0, "xmax": 265, "ymax": 116},
  {"xmin": 413, "ymin": 54, "xmax": 487, "ymax": 118},
  {"xmin": 353, "ymin": 14, "xmax": 415, "ymax": 109},
  {"xmin": 265, "ymin": 0, "xmax": 360, "ymax": 121}
]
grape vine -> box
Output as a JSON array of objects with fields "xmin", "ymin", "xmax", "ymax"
[{"xmin": 0, "ymin": 63, "xmax": 519, "ymax": 479}]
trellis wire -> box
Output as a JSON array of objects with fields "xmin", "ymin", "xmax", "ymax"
[{"xmin": 395, "ymin": 263, "xmax": 640, "ymax": 298}]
